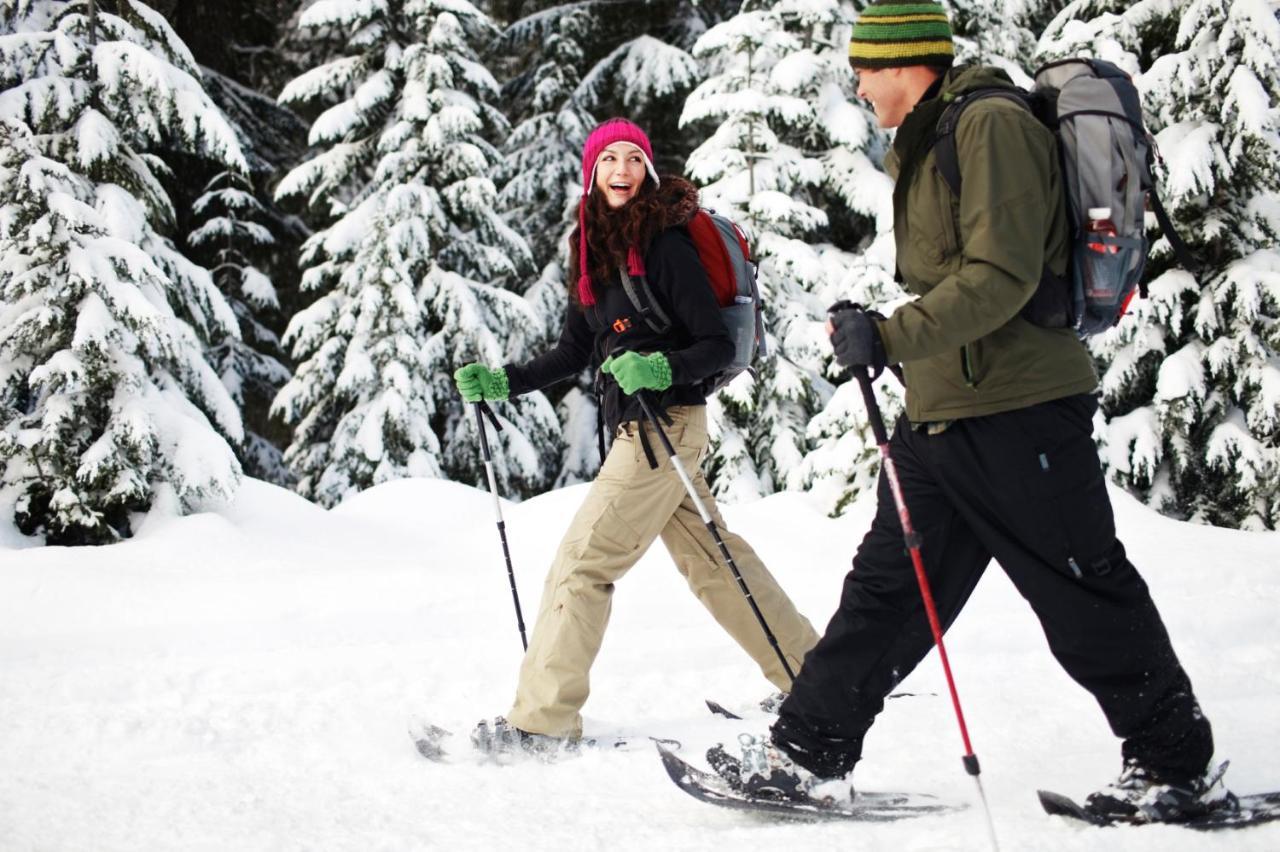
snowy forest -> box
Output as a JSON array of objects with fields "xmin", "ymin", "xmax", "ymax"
[{"xmin": 1, "ymin": 0, "xmax": 1277, "ymax": 545}]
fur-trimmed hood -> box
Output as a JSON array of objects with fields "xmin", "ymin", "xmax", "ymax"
[{"xmin": 654, "ymin": 176, "xmax": 700, "ymax": 229}]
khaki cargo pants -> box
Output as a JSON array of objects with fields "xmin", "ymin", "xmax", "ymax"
[{"xmin": 508, "ymin": 404, "xmax": 819, "ymax": 737}]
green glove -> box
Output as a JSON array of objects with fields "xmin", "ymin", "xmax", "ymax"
[
  {"xmin": 453, "ymin": 363, "xmax": 509, "ymax": 402},
  {"xmin": 600, "ymin": 351, "xmax": 673, "ymax": 396}
]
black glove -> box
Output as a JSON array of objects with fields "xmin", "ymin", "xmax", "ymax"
[{"xmin": 827, "ymin": 302, "xmax": 887, "ymax": 370}]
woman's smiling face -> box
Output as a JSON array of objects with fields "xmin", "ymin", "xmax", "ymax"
[{"xmin": 594, "ymin": 143, "xmax": 648, "ymax": 208}]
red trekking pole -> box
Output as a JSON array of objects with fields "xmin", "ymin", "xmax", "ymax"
[{"xmin": 850, "ymin": 358, "xmax": 999, "ymax": 850}]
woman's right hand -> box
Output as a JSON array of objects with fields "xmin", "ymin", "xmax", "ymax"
[{"xmin": 453, "ymin": 363, "xmax": 509, "ymax": 402}]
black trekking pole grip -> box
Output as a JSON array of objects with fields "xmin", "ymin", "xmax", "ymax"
[
  {"xmin": 635, "ymin": 393, "xmax": 680, "ymax": 459},
  {"xmin": 474, "ymin": 402, "xmax": 493, "ymax": 461},
  {"xmin": 855, "ymin": 368, "xmax": 890, "ymax": 446},
  {"xmin": 635, "ymin": 392, "xmax": 797, "ymax": 684}
]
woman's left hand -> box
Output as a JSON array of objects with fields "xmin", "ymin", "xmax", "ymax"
[{"xmin": 601, "ymin": 351, "xmax": 673, "ymax": 396}]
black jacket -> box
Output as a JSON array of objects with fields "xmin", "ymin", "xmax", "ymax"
[{"xmin": 505, "ymin": 226, "xmax": 733, "ymax": 433}]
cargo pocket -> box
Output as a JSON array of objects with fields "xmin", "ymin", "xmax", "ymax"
[
  {"xmin": 583, "ymin": 502, "xmax": 643, "ymax": 558},
  {"xmin": 676, "ymin": 410, "xmax": 708, "ymax": 454},
  {"xmin": 641, "ymin": 407, "xmax": 700, "ymax": 460},
  {"xmin": 1027, "ymin": 402, "xmax": 1116, "ymax": 580}
]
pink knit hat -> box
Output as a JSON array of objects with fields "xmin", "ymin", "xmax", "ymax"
[{"xmin": 576, "ymin": 118, "xmax": 660, "ymax": 306}]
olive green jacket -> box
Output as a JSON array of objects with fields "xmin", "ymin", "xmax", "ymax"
[{"xmin": 879, "ymin": 66, "xmax": 1097, "ymax": 423}]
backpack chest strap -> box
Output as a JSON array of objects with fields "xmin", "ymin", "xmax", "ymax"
[{"xmin": 619, "ymin": 267, "xmax": 672, "ymax": 334}]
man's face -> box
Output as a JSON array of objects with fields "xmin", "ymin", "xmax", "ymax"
[{"xmin": 854, "ymin": 67, "xmax": 914, "ymax": 129}]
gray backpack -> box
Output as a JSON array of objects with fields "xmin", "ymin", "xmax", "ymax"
[
  {"xmin": 619, "ymin": 209, "xmax": 765, "ymax": 393},
  {"xmin": 933, "ymin": 59, "xmax": 1199, "ymax": 337}
]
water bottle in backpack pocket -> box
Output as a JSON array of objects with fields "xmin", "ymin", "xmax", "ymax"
[{"xmin": 1073, "ymin": 205, "xmax": 1147, "ymax": 336}]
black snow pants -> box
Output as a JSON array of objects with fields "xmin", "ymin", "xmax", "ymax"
[{"xmin": 773, "ymin": 393, "xmax": 1213, "ymax": 783}]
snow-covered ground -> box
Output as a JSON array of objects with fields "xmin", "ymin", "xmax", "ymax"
[{"xmin": 2, "ymin": 477, "xmax": 1277, "ymax": 851}]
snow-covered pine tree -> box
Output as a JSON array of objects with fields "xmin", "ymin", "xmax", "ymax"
[
  {"xmin": 151, "ymin": 47, "xmax": 309, "ymax": 491},
  {"xmin": 945, "ymin": 0, "xmax": 1065, "ymax": 84},
  {"xmin": 681, "ymin": 0, "xmax": 831, "ymax": 501},
  {"xmin": 165, "ymin": 0, "xmax": 302, "ymax": 102},
  {"xmin": 188, "ymin": 170, "xmax": 293, "ymax": 485},
  {"xmin": 1040, "ymin": 0, "xmax": 1280, "ymax": 529},
  {"xmin": 575, "ymin": 0, "xmax": 733, "ymax": 172},
  {"xmin": 0, "ymin": 0, "xmax": 247, "ymax": 544},
  {"xmin": 492, "ymin": 3, "xmax": 596, "ymax": 485},
  {"xmin": 179, "ymin": 66, "xmax": 312, "ymax": 490},
  {"xmin": 272, "ymin": 0, "xmax": 560, "ymax": 507},
  {"xmin": 682, "ymin": 0, "xmax": 897, "ymax": 508},
  {"xmin": 495, "ymin": 2, "xmax": 594, "ymax": 274}
]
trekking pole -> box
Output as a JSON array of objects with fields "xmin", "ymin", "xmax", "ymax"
[
  {"xmin": 634, "ymin": 392, "xmax": 796, "ymax": 683},
  {"xmin": 852, "ymin": 366, "xmax": 999, "ymax": 851},
  {"xmin": 473, "ymin": 401, "xmax": 528, "ymax": 651}
]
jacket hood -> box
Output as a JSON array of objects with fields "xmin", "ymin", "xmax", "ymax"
[
  {"xmin": 939, "ymin": 64, "xmax": 1019, "ymax": 99},
  {"xmin": 655, "ymin": 176, "xmax": 700, "ymax": 228}
]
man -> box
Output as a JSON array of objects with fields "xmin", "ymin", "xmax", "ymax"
[{"xmin": 709, "ymin": 0, "xmax": 1229, "ymax": 824}]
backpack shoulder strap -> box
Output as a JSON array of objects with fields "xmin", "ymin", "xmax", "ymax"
[
  {"xmin": 618, "ymin": 266, "xmax": 672, "ymax": 334},
  {"xmin": 934, "ymin": 88, "xmax": 1032, "ymax": 197},
  {"xmin": 1147, "ymin": 190, "xmax": 1201, "ymax": 283}
]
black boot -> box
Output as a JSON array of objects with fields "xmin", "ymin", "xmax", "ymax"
[{"xmin": 1085, "ymin": 760, "xmax": 1238, "ymax": 823}]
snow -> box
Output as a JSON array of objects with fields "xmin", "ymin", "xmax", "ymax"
[
  {"xmin": 1154, "ymin": 120, "xmax": 1222, "ymax": 203},
  {"xmin": 309, "ymin": 98, "xmax": 364, "ymax": 147},
  {"xmin": 277, "ymin": 55, "xmax": 364, "ymax": 106},
  {"xmin": 73, "ymin": 108, "xmax": 120, "ymax": 169},
  {"xmin": 578, "ymin": 36, "xmax": 700, "ymax": 111},
  {"xmin": 2, "ymin": 477, "xmax": 1277, "ymax": 850},
  {"xmin": 93, "ymin": 41, "xmax": 247, "ymax": 173},
  {"xmin": 300, "ymin": 0, "xmax": 390, "ymax": 30},
  {"xmin": 1154, "ymin": 341, "xmax": 1206, "ymax": 402}
]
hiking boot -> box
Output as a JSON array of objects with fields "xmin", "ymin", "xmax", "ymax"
[
  {"xmin": 470, "ymin": 717, "xmax": 573, "ymax": 759},
  {"xmin": 758, "ymin": 691, "xmax": 787, "ymax": 715},
  {"xmin": 1084, "ymin": 760, "xmax": 1238, "ymax": 823},
  {"xmin": 708, "ymin": 733, "xmax": 851, "ymax": 804}
]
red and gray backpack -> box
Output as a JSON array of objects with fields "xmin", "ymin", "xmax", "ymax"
[
  {"xmin": 932, "ymin": 59, "xmax": 1200, "ymax": 337},
  {"xmin": 619, "ymin": 210, "xmax": 766, "ymax": 393}
]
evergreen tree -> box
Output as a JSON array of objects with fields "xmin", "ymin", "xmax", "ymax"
[
  {"xmin": 496, "ymin": 2, "xmax": 594, "ymax": 273},
  {"xmin": 1040, "ymin": 0, "xmax": 1280, "ymax": 529},
  {"xmin": 945, "ymin": 0, "xmax": 1066, "ymax": 81},
  {"xmin": 165, "ymin": 0, "xmax": 301, "ymax": 98},
  {"xmin": 682, "ymin": 0, "xmax": 899, "ymax": 508},
  {"xmin": 149, "ymin": 58, "xmax": 309, "ymax": 491},
  {"xmin": 574, "ymin": 0, "xmax": 733, "ymax": 172},
  {"xmin": 493, "ymin": 4, "xmax": 595, "ymax": 485},
  {"xmin": 273, "ymin": 0, "xmax": 559, "ymax": 507},
  {"xmin": 187, "ymin": 170, "xmax": 293, "ymax": 485},
  {"xmin": 0, "ymin": 0, "xmax": 247, "ymax": 544}
]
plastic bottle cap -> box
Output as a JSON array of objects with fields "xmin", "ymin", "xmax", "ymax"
[{"xmin": 1088, "ymin": 207, "xmax": 1112, "ymax": 220}]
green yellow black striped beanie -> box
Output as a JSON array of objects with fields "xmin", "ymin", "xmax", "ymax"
[{"xmin": 848, "ymin": 0, "xmax": 955, "ymax": 70}]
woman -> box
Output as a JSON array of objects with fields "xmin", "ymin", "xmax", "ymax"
[{"xmin": 453, "ymin": 118, "xmax": 818, "ymax": 750}]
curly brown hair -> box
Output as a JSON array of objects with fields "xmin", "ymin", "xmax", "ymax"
[{"xmin": 568, "ymin": 176, "xmax": 700, "ymax": 306}]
